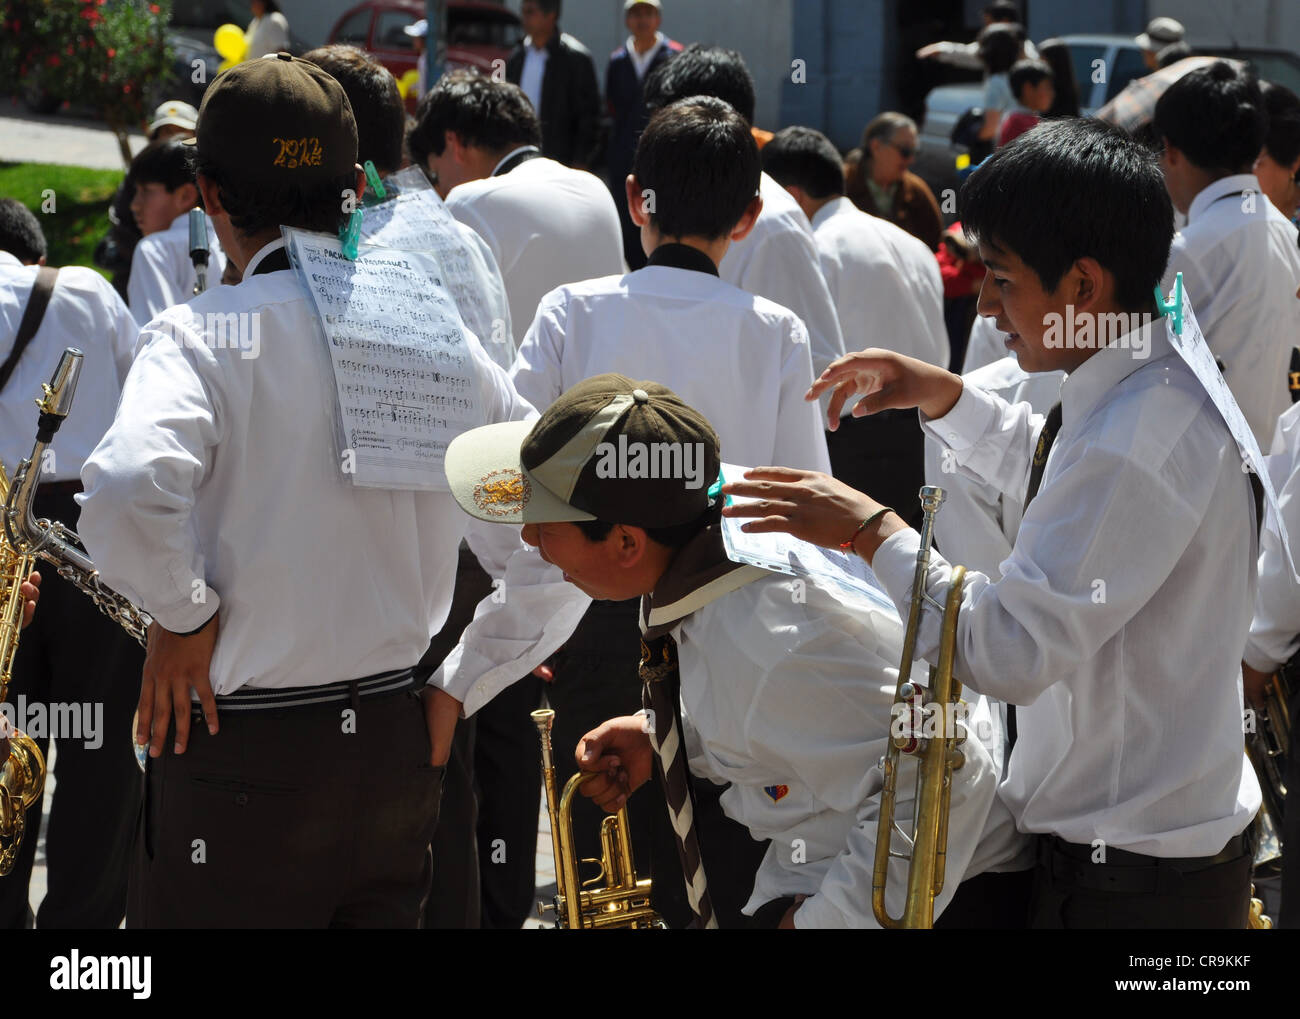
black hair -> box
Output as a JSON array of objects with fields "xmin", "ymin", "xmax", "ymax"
[
  {"xmin": 1009, "ymin": 59, "xmax": 1053, "ymax": 101},
  {"xmin": 978, "ymin": 23, "xmax": 1021, "ymax": 75},
  {"xmin": 574, "ymin": 500, "xmax": 721, "ymax": 552},
  {"xmin": 632, "ymin": 96, "xmax": 759, "ymax": 240},
  {"xmin": 1153, "ymin": 61, "xmax": 1266, "ymax": 174},
  {"xmin": 0, "ymin": 198, "xmax": 46, "ymax": 264},
  {"xmin": 408, "ymin": 69, "xmax": 541, "ymax": 166},
  {"xmin": 1263, "ymin": 81, "xmax": 1300, "ymax": 167},
  {"xmin": 526, "ymin": 0, "xmax": 561, "ymax": 16},
  {"xmin": 985, "ymin": 1, "xmax": 1020, "ymax": 21},
  {"xmin": 642, "ymin": 44, "xmax": 756, "ymax": 126},
  {"xmin": 257, "ymin": 0, "xmax": 281, "ymax": 13},
  {"xmin": 762, "ymin": 126, "xmax": 845, "ymax": 200},
  {"xmin": 960, "ymin": 118, "xmax": 1173, "ymax": 311},
  {"xmin": 303, "ymin": 45, "xmax": 405, "ymax": 176},
  {"xmin": 196, "ymin": 157, "xmax": 354, "ymax": 235},
  {"xmin": 129, "ymin": 138, "xmax": 198, "ymax": 191},
  {"xmin": 1036, "ymin": 38, "xmax": 1080, "ymax": 117}
]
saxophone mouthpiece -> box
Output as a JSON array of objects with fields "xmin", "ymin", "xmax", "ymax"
[
  {"xmin": 188, "ymin": 209, "xmax": 209, "ymax": 266},
  {"xmin": 36, "ymin": 348, "xmax": 83, "ymax": 421}
]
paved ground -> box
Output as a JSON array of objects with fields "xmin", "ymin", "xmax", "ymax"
[{"xmin": 0, "ymin": 105, "xmax": 146, "ymax": 171}]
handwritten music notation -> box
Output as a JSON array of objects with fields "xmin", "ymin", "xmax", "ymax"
[{"xmin": 286, "ymin": 228, "xmax": 486, "ymax": 492}]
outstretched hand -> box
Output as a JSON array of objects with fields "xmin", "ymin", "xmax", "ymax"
[
  {"xmin": 808, "ymin": 348, "xmax": 963, "ymax": 430},
  {"xmin": 721, "ymin": 467, "xmax": 909, "ymax": 562}
]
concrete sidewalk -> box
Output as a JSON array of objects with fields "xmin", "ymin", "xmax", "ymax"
[{"xmin": 0, "ymin": 105, "xmax": 146, "ymax": 171}]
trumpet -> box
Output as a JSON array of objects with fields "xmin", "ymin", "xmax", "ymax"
[
  {"xmin": 531, "ymin": 708, "xmax": 662, "ymax": 928},
  {"xmin": 873, "ymin": 486, "xmax": 967, "ymax": 929}
]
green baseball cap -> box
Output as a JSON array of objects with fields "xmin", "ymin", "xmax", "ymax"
[
  {"xmin": 195, "ymin": 52, "xmax": 358, "ymax": 186},
  {"xmin": 446, "ymin": 374, "xmax": 721, "ymax": 527}
]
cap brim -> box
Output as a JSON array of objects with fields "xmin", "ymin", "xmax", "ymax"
[
  {"xmin": 1135, "ymin": 33, "xmax": 1153, "ymax": 49},
  {"xmin": 446, "ymin": 420, "xmax": 597, "ymax": 525}
]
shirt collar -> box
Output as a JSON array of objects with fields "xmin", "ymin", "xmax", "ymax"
[
  {"xmin": 242, "ymin": 238, "xmax": 289, "ymax": 280},
  {"xmin": 644, "ymin": 243, "xmax": 718, "ymax": 277},
  {"xmin": 1186, "ymin": 173, "xmax": 1262, "ymax": 224},
  {"xmin": 811, "ymin": 195, "xmax": 854, "ymax": 230},
  {"xmin": 169, "ymin": 210, "xmax": 193, "ymax": 232},
  {"xmin": 641, "ymin": 517, "xmax": 766, "ymax": 639},
  {"xmin": 0, "ymin": 251, "xmax": 22, "ymax": 269},
  {"xmin": 1059, "ymin": 316, "xmax": 1173, "ymax": 429},
  {"xmin": 490, "ymin": 145, "xmax": 541, "ymax": 177}
]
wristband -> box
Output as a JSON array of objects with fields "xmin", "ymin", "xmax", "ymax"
[{"xmin": 840, "ymin": 507, "xmax": 893, "ymax": 554}]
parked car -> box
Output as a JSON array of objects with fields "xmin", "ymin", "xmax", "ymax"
[
  {"xmin": 918, "ymin": 34, "xmax": 1300, "ymax": 198},
  {"xmin": 328, "ymin": 0, "xmax": 522, "ymax": 108}
]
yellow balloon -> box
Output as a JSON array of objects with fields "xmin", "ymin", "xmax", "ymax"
[
  {"xmin": 396, "ymin": 69, "xmax": 419, "ymax": 100},
  {"xmin": 214, "ymin": 23, "xmax": 247, "ymax": 64}
]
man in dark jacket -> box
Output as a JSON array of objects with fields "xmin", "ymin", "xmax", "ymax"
[
  {"xmin": 507, "ymin": 0, "xmax": 601, "ymax": 170},
  {"xmin": 605, "ymin": 0, "xmax": 680, "ymax": 268}
]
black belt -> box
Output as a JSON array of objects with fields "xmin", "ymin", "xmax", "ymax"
[
  {"xmin": 196, "ymin": 667, "xmax": 423, "ymax": 714},
  {"xmin": 1040, "ymin": 831, "xmax": 1252, "ymax": 895}
]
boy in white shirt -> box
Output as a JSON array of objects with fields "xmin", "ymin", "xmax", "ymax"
[
  {"xmin": 724, "ymin": 118, "xmax": 1263, "ymax": 928},
  {"xmin": 508, "ymin": 96, "xmax": 830, "ymax": 923},
  {"xmin": 127, "ymin": 138, "xmax": 224, "ymax": 323}
]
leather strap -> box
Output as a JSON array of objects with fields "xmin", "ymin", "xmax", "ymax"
[{"xmin": 0, "ymin": 266, "xmax": 58, "ymax": 394}]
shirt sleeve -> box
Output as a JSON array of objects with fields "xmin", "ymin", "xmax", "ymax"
[
  {"xmin": 771, "ymin": 316, "xmax": 832, "ymax": 473},
  {"xmin": 432, "ymin": 335, "xmax": 591, "ymax": 716},
  {"xmin": 1245, "ymin": 417, "xmax": 1300, "ymax": 669},
  {"xmin": 928, "ymin": 40, "xmax": 985, "ymax": 71},
  {"xmin": 507, "ymin": 288, "xmax": 568, "ymax": 411},
  {"xmin": 920, "ymin": 381, "xmax": 1044, "ymax": 502},
  {"xmin": 925, "ymin": 432, "xmax": 1014, "ymax": 578},
  {"xmin": 873, "ymin": 437, "xmax": 1218, "ymax": 707},
  {"xmin": 127, "ymin": 237, "xmax": 180, "ymax": 325},
  {"xmin": 76, "ymin": 312, "xmax": 224, "ymax": 633},
  {"xmin": 91, "ymin": 272, "xmax": 140, "ymax": 385}
]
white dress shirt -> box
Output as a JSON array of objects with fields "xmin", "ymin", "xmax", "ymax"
[
  {"xmin": 626, "ymin": 33, "xmax": 665, "ymax": 79},
  {"xmin": 510, "ymin": 259, "xmax": 831, "ymax": 474},
  {"xmin": 812, "ymin": 195, "xmax": 948, "ymax": 368},
  {"xmin": 127, "ymin": 211, "xmax": 226, "ymax": 325},
  {"xmin": 669, "ymin": 567, "xmax": 1021, "ymax": 927},
  {"xmin": 874, "ymin": 324, "xmax": 1262, "ymax": 856},
  {"xmin": 719, "ymin": 173, "xmax": 845, "ymax": 416},
  {"xmin": 961, "ymin": 312, "xmax": 1009, "ymax": 375},
  {"xmin": 520, "ymin": 42, "xmax": 549, "ymax": 112},
  {"xmin": 446, "ymin": 157, "xmax": 624, "ymax": 345},
  {"xmin": 0, "ymin": 252, "xmax": 136, "ymax": 480},
  {"xmin": 1164, "ymin": 173, "xmax": 1300, "ymax": 447},
  {"xmin": 79, "ymin": 239, "xmax": 588, "ymax": 696},
  {"xmin": 925, "ymin": 356, "xmax": 1064, "ymax": 578},
  {"xmin": 1245, "ymin": 402, "xmax": 1300, "ymax": 670},
  {"xmin": 245, "ymin": 12, "xmax": 290, "ymax": 59}
]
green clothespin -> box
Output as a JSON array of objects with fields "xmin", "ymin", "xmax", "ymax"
[
  {"xmin": 708, "ymin": 473, "xmax": 729, "ymax": 507},
  {"xmin": 339, "ymin": 209, "xmax": 363, "ymax": 260},
  {"xmin": 363, "ymin": 160, "xmax": 387, "ymax": 202},
  {"xmin": 1154, "ymin": 271, "xmax": 1184, "ymax": 336}
]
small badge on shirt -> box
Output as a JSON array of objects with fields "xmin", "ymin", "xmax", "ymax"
[{"xmin": 764, "ymin": 784, "xmax": 789, "ymax": 803}]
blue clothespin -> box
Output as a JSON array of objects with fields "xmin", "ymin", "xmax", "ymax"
[
  {"xmin": 1154, "ymin": 271, "xmax": 1184, "ymax": 336},
  {"xmin": 338, "ymin": 209, "xmax": 363, "ymax": 260},
  {"xmin": 708, "ymin": 473, "xmax": 729, "ymax": 507},
  {"xmin": 363, "ymin": 160, "xmax": 387, "ymax": 202}
]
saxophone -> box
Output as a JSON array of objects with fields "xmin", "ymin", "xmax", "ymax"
[{"xmin": 0, "ymin": 349, "xmax": 151, "ymax": 872}]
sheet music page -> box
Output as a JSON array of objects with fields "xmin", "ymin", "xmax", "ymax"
[
  {"xmin": 359, "ymin": 167, "xmax": 504, "ymax": 362},
  {"xmin": 1170, "ymin": 290, "xmax": 1296, "ymax": 573},
  {"xmin": 284, "ymin": 228, "xmax": 485, "ymax": 491},
  {"xmin": 717, "ymin": 463, "xmax": 900, "ymax": 614}
]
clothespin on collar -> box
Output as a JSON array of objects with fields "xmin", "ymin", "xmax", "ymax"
[
  {"xmin": 363, "ymin": 160, "xmax": 387, "ymax": 202},
  {"xmin": 1154, "ymin": 271, "xmax": 1184, "ymax": 336},
  {"xmin": 338, "ymin": 209, "xmax": 363, "ymax": 260}
]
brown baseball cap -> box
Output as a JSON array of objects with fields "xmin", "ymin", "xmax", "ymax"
[
  {"xmin": 446, "ymin": 374, "xmax": 721, "ymax": 527},
  {"xmin": 195, "ymin": 52, "xmax": 357, "ymax": 185}
]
